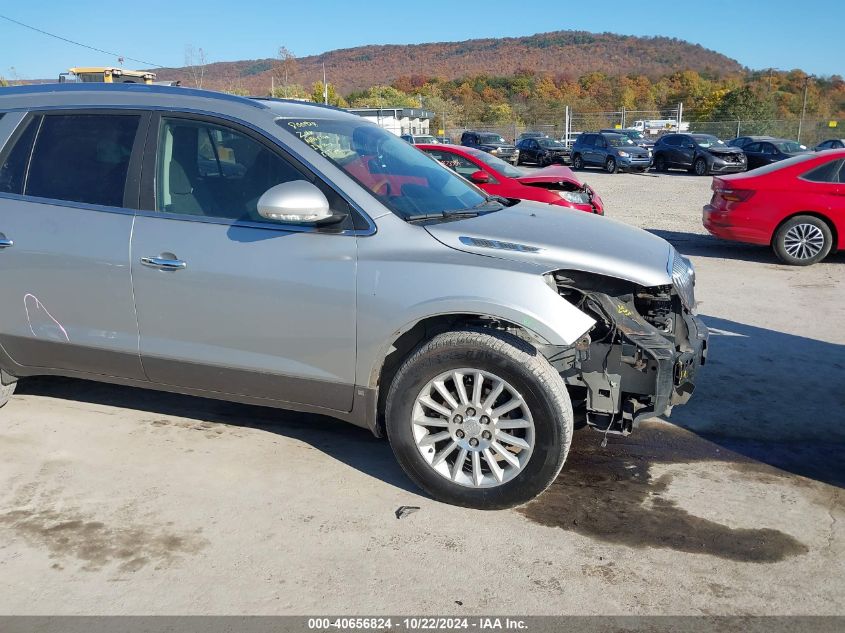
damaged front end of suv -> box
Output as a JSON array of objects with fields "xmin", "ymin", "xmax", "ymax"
[{"xmin": 542, "ymin": 250, "xmax": 708, "ymax": 435}]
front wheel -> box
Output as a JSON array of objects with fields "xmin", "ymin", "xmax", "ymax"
[
  {"xmin": 385, "ymin": 329, "xmax": 573, "ymax": 509},
  {"xmin": 653, "ymin": 154, "xmax": 667, "ymax": 172},
  {"xmin": 773, "ymin": 215, "xmax": 833, "ymax": 266},
  {"xmin": 694, "ymin": 157, "xmax": 709, "ymax": 176},
  {"xmin": 605, "ymin": 156, "xmax": 618, "ymax": 174},
  {"xmin": 571, "ymin": 154, "xmax": 584, "ymax": 169}
]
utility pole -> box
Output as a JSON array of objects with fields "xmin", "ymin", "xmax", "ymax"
[
  {"xmin": 798, "ymin": 75, "xmax": 812, "ymax": 143},
  {"xmin": 322, "ymin": 62, "xmax": 328, "ymax": 105}
]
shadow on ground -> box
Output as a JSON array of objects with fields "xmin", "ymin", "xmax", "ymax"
[
  {"xmin": 15, "ymin": 376, "xmax": 418, "ymax": 496},
  {"xmin": 12, "ymin": 313, "xmax": 844, "ymax": 561},
  {"xmin": 648, "ymin": 228, "xmax": 845, "ymax": 264}
]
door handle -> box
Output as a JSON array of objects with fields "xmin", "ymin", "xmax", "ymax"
[
  {"xmin": 140, "ymin": 256, "xmax": 187, "ymax": 270},
  {"xmin": 0, "ymin": 234, "xmax": 12, "ymax": 249}
]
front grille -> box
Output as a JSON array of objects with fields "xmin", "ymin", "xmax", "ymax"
[{"xmin": 670, "ymin": 250, "xmax": 696, "ymax": 311}]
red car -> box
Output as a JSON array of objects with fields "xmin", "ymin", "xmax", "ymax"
[
  {"xmin": 703, "ymin": 149, "xmax": 845, "ymax": 265},
  {"xmin": 418, "ymin": 144, "xmax": 604, "ymax": 214}
]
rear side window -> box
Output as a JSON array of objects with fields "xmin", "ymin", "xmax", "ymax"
[
  {"xmin": 26, "ymin": 114, "xmax": 140, "ymax": 207},
  {"xmin": 0, "ymin": 116, "xmax": 39, "ymax": 195},
  {"xmin": 802, "ymin": 159, "xmax": 843, "ymax": 183}
]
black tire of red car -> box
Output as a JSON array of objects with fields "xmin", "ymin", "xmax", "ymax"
[
  {"xmin": 772, "ymin": 215, "xmax": 834, "ymax": 266},
  {"xmin": 694, "ymin": 157, "xmax": 709, "ymax": 176},
  {"xmin": 653, "ymin": 154, "xmax": 667, "ymax": 172},
  {"xmin": 605, "ymin": 157, "xmax": 618, "ymax": 174},
  {"xmin": 571, "ymin": 154, "xmax": 583, "ymax": 170}
]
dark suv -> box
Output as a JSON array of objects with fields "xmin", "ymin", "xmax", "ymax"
[
  {"xmin": 461, "ymin": 131, "xmax": 518, "ymax": 165},
  {"xmin": 653, "ymin": 133, "xmax": 746, "ymax": 176},
  {"xmin": 570, "ymin": 132, "xmax": 651, "ymax": 173}
]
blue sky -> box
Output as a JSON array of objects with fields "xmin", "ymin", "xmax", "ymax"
[{"xmin": 2, "ymin": 0, "xmax": 842, "ymax": 80}]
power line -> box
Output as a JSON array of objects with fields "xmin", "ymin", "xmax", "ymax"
[{"xmin": 0, "ymin": 13, "xmax": 163, "ymax": 69}]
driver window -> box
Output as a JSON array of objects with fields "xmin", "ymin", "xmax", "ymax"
[
  {"xmin": 156, "ymin": 118, "xmax": 308, "ymax": 222},
  {"xmin": 424, "ymin": 150, "xmax": 480, "ymax": 178}
]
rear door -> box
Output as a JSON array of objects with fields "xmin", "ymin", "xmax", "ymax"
[
  {"xmin": 130, "ymin": 112, "xmax": 358, "ymax": 410},
  {"xmin": 0, "ymin": 110, "xmax": 148, "ymax": 378}
]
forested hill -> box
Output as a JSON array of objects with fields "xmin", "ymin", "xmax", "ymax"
[{"xmin": 154, "ymin": 31, "xmax": 744, "ymax": 94}]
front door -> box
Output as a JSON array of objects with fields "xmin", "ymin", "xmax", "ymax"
[
  {"xmin": 0, "ymin": 111, "xmax": 148, "ymax": 379},
  {"xmin": 131, "ymin": 114, "xmax": 358, "ymax": 411}
]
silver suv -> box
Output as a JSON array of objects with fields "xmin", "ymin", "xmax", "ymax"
[{"xmin": 0, "ymin": 85, "xmax": 707, "ymax": 509}]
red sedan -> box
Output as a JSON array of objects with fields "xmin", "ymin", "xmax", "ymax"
[
  {"xmin": 418, "ymin": 144, "xmax": 604, "ymax": 214},
  {"xmin": 703, "ymin": 149, "xmax": 845, "ymax": 265}
]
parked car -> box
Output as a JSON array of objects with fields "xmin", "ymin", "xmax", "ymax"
[
  {"xmin": 460, "ymin": 130, "xmax": 519, "ymax": 165},
  {"xmin": 570, "ymin": 132, "xmax": 651, "ymax": 173},
  {"xmin": 0, "ymin": 83, "xmax": 707, "ymax": 508},
  {"xmin": 401, "ymin": 134, "xmax": 439, "ymax": 145},
  {"xmin": 515, "ymin": 137, "xmax": 570, "ymax": 166},
  {"xmin": 600, "ymin": 128, "xmax": 655, "ymax": 152},
  {"xmin": 814, "ymin": 138, "xmax": 845, "ymax": 151},
  {"xmin": 652, "ymin": 133, "xmax": 746, "ymax": 176},
  {"xmin": 703, "ymin": 150, "xmax": 844, "ymax": 265},
  {"xmin": 435, "ymin": 135, "xmax": 451, "ymax": 144},
  {"xmin": 418, "ymin": 144, "xmax": 602, "ymax": 214},
  {"xmin": 742, "ymin": 138, "xmax": 810, "ymax": 170},
  {"xmin": 517, "ymin": 131, "xmax": 549, "ymax": 142},
  {"xmin": 728, "ymin": 135, "xmax": 774, "ymax": 149}
]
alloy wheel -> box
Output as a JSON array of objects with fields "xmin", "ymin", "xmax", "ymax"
[
  {"xmin": 411, "ymin": 368, "xmax": 535, "ymax": 488},
  {"xmin": 783, "ymin": 223, "xmax": 826, "ymax": 260}
]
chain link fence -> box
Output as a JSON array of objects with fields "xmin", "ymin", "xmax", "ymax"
[{"xmin": 442, "ymin": 114, "xmax": 838, "ymax": 147}]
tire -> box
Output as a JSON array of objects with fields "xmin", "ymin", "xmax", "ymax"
[
  {"xmin": 571, "ymin": 154, "xmax": 583, "ymax": 170},
  {"xmin": 385, "ymin": 329, "xmax": 573, "ymax": 510},
  {"xmin": 653, "ymin": 154, "xmax": 667, "ymax": 172},
  {"xmin": 694, "ymin": 157, "xmax": 709, "ymax": 176},
  {"xmin": 515, "ymin": 155, "xmax": 522, "ymax": 166},
  {"xmin": 0, "ymin": 375, "xmax": 16, "ymax": 409},
  {"xmin": 605, "ymin": 156, "xmax": 618, "ymax": 174},
  {"xmin": 773, "ymin": 215, "xmax": 833, "ymax": 266}
]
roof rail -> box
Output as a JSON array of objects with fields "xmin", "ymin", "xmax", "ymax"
[
  {"xmin": 0, "ymin": 82, "xmax": 268, "ymax": 109},
  {"xmin": 249, "ymin": 96, "xmax": 346, "ymax": 113}
]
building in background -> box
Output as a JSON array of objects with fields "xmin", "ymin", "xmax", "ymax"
[{"xmin": 347, "ymin": 107, "xmax": 434, "ymax": 136}]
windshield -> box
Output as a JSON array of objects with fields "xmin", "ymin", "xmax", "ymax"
[
  {"xmin": 279, "ymin": 118, "xmax": 489, "ymax": 220},
  {"xmin": 478, "ymin": 133, "xmax": 507, "ymax": 145},
  {"xmin": 538, "ymin": 139, "xmax": 565, "ymax": 149},
  {"xmin": 693, "ymin": 135, "xmax": 725, "ymax": 148},
  {"xmin": 624, "ymin": 130, "xmax": 645, "ymax": 140},
  {"xmin": 464, "ymin": 146, "xmax": 525, "ymax": 178},
  {"xmin": 606, "ymin": 135, "xmax": 635, "ymax": 147},
  {"xmin": 415, "ymin": 135, "xmax": 437, "ymax": 144},
  {"xmin": 774, "ymin": 140, "xmax": 806, "ymax": 153}
]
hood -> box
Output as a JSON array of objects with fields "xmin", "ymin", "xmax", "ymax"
[
  {"xmin": 424, "ymin": 201, "xmax": 673, "ymax": 287},
  {"xmin": 479, "ymin": 142, "xmax": 516, "ymax": 149},
  {"xmin": 515, "ymin": 165, "xmax": 582, "ymax": 186},
  {"xmin": 708, "ymin": 146, "xmax": 744, "ymax": 156},
  {"xmin": 621, "ymin": 146, "xmax": 650, "ymax": 157}
]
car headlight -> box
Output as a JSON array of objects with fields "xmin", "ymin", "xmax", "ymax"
[
  {"xmin": 669, "ymin": 249, "xmax": 697, "ymax": 311},
  {"xmin": 617, "ymin": 151, "xmax": 629, "ymax": 157},
  {"xmin": 559, "ymin": 191, "xmax": 591, "ymax": 204},
  {"xmin": 490, "ymin": 148, "xmax": 499, "ymax": 154}
]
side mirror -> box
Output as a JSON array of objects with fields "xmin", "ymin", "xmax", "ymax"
[
  {"xmin": 469, "ymin": 170, "xmax": 492, "ymax": 184},
  {"xmin": 257, "ymin": 180, "xmax": 333, "ymax": 224}
]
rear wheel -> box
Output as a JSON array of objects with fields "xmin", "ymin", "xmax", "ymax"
[
  {"xmin": 773, "ymin": 215, "xmax": 833, "ymax": 266},
  {"xmin": 385, "ymin": 329, "xmax": 573, "ymax": 509},
  {"xmin": 605, "ymin": 156, "xmax": 618, "ymax": 174},
  {"xmin": 571, "ymin": 154, "xmax": 584, "ymax": 170},
  {"xmin": 694, "ymin": 157, "xmax": 709, "ymax": 176}
]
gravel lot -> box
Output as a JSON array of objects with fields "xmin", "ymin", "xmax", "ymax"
[{"xmin": 0, "ymin": 169, "xmax": 843, "ymax": 615}]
